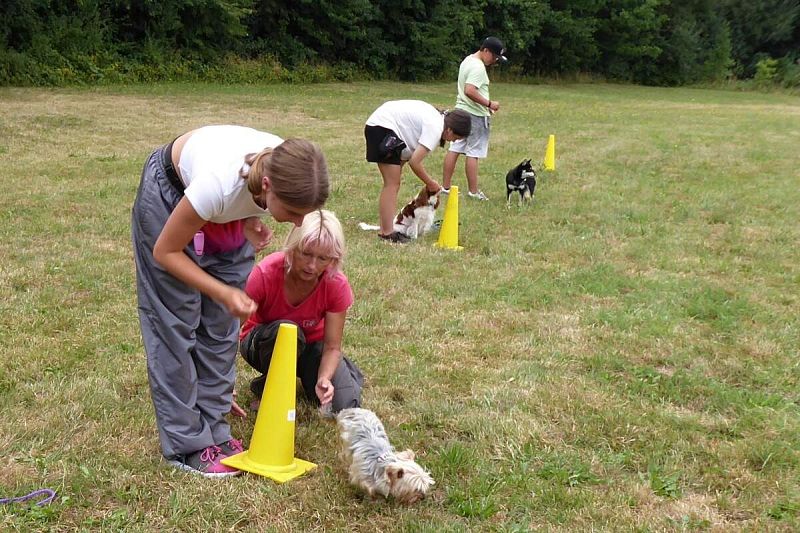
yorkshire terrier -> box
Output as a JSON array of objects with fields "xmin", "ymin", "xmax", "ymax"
[{"xmin": 335, "ymin": 408, "xmax": 434, "ymax": 504}]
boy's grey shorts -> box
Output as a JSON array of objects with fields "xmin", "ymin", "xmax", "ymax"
[{"xmin": 448, "ymin": 113, "xmax": 491, "ymax": 158}]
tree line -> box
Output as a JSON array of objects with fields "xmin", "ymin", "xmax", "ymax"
[{"xmin": 1, "ymin": 0, "xmax": 798, "ymax": 87}]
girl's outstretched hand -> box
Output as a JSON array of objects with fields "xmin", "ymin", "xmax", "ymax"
[
  {"xmin": 223, "ymin": 287, "xmax": 257, "ymax": 322},
  {"xmin": 229, "ymin": 389, "xmax": 247, "ymax": 418},
  {"xmin": 244, "ymin": 217, "xmax": 273, "ymax": 252}
]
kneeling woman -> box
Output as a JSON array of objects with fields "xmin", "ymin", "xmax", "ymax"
[{"xmin": 240, "ymin": 210, "xmax": 363, "ymax": 412}]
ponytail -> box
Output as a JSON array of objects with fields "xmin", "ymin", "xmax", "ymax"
[{"xmin": 241, "ymin": 139, "xmax": 329, "ymax": 210}]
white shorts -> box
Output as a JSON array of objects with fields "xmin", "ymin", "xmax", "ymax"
[{"xmin": 448, "ymin": 113, "xmax": 491, "ymax": 158}]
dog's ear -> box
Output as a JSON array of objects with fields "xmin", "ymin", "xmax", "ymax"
[{"xmin": 397, "ymin": 449, "xmax": 416, "ymax": 461}]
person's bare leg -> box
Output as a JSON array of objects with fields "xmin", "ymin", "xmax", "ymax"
[
  {"xmin": 442, "ymin": 151, "xmax": 460, "ymax": 190},
  {"xmin": 378, "ymin": 162, "xmax": 403, "ymax": 236},
  {"xmin": 466, "ymin": 156, "xmax": 480, "ymax": 194}
]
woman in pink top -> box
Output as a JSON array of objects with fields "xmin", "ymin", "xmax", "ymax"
[{"xmin": 239, "ymin": 210, "xmax": 363, "ymax": 413}]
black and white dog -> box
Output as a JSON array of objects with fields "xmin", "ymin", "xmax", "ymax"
[{"xmin": 505, "ymin": 159, "xmax": 537, "ymax": 208}]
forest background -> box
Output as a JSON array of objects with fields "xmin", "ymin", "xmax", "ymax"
[{"xmin": 2, "ymin": 0, "xmax": 799, "ymax": 88}]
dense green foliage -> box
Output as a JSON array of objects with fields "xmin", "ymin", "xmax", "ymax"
[{"xmin": 1, "ymin": 0, "xmax": 798, "ymax": 86}]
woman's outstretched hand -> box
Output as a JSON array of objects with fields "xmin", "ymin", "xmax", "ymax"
[{"xmin": 316, "ymin": 377, "xmax": 334, "ymax": 406}]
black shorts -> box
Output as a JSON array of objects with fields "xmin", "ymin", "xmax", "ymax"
[{"xmin": 364, "ymin": 125, "xmax": 404, "ymax": 165}]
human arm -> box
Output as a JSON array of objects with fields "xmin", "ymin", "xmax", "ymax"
[
  {"xmin": 407, "ymin": 145, "xmax": 440, "ymax": 192},
  {"xmin": 315, "ymin": 310, "xmax": 347, "ymax": 406},
  {"xmin": 465, "ymin": 83, "xmax": 499, "ymax": 113},
  {"xmin": 243, "ymin": 216, "xmax": 273, "ymax": 252},
  {"xmin": 229, "ymin": 389, "xmax": 247, "ymax": 418},
  {"xmin": 152, "ymin": 197, "xmax": 257, "ymax": 322}
]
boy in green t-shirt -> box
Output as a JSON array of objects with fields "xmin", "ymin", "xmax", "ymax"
[{"xmin": 442, "ymin": 36, "xmax": 507, "ymax": 201}]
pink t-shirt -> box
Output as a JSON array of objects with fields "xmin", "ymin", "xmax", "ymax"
[{"xmin": 240, "ymin": 252, "xmax": 353, "ymax": 343}]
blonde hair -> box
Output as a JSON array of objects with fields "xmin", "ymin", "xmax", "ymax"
[
  {"xmin": 283, "ymin": 209, "xmax": 346, "ymax": 276},
  {"xmin": 242, "ymin": 138, "xmax": 329, "ymax": 209}
]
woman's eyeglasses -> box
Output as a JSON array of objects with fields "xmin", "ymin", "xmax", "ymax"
[{"xmin": 299, "ymin": 250, "xmax": 333, "ymax": 264}]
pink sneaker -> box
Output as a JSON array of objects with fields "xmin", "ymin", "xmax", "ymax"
[
  {"xmin": 167, "ymin": 445, "xmax": 241, "ymax": 478},
  {"xmin": 218, "ymin": 438, "xmax": 244, "ymax": 456}
]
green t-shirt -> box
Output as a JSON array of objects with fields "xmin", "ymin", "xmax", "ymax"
[{"xmin": 455, "ymin": 55, "xmax": 490, "ymax": 117}]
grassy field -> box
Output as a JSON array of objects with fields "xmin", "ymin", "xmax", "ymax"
[{"xmin": 0, "ymin": 80, "xmax": 798, "ymax": 531}]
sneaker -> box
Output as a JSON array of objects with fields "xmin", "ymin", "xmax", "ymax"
[
  {"xmin": 166, "ymin": 445, "xmax": 241, "ymax": 478},
  {"xmin": 218, "ymin": 438, "xmax": 244, "ymax": 456},
  {"xmin": 440, "ymin": 187, "xmax": 450, "ymax": 194},
  {"xmin": 379, "ymin": 232, "xmax": 410, "ymax": 244},
  {"xmin": 467, "ymin": 190, "xmax": 489, "ymax": 201},
  {"xmin": 249, "ymin": 375, "xmax": 266, "ymax": 398}
]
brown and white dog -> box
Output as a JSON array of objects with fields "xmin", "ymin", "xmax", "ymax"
[{"xmin": 393, "ymin": 187, "xmax": 440, "ymax": 239}]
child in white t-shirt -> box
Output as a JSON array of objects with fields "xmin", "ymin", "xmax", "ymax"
[{"xmin": 364, "ymin": 100, "xmax": 471, "ymax": 243}]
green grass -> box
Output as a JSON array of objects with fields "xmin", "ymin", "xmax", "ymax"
[{"xmin": 0, "ymin": 81, "xmax": 798, "ymax": 531}]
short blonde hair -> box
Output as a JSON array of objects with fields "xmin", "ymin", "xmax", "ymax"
[{"xmin": 283, "ymin": 209, "xmax": 345, "ymax": 276}]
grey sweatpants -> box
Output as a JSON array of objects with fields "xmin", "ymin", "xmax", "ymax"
[{"xmin": 131, "ymin": 147, "xmax": 254, "ymax": 458}]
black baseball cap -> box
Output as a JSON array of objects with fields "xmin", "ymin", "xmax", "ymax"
[{"xmin": 481, "ymin": 37, "xmax": 508, "ymax": 63}]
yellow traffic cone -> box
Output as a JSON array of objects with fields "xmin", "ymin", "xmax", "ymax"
[
  {"xmin": 221, "ymin": 323, "xmax": 316, "ymax": 482},
  {"xmin": 544, "ymin": 134, "xmax": 556, "ymax": 171},
  {"xmin": 435, "ymin": 185, "xmax": 463, "ymax": 251}
]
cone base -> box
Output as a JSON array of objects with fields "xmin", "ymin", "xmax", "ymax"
[
  {"xmin": 434, "ymin": 242, "xmax": 463, "ymax": 251},
  {"xmin": 221, "ymin": 451, "xmax": 316, "ymax": 483}
]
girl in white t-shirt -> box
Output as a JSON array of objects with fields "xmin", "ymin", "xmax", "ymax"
[
  {"xmin": 131, "ymin": 125, "xmax": 329, "ymax": 477},
  {"xmin": 364, "ymin": 101, "xmax": 471, "ymax": 243}
]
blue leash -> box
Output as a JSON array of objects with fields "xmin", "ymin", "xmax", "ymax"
[{"xmin": 0, "ymin": 489, "xmax": 57, "ymax": 507}]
